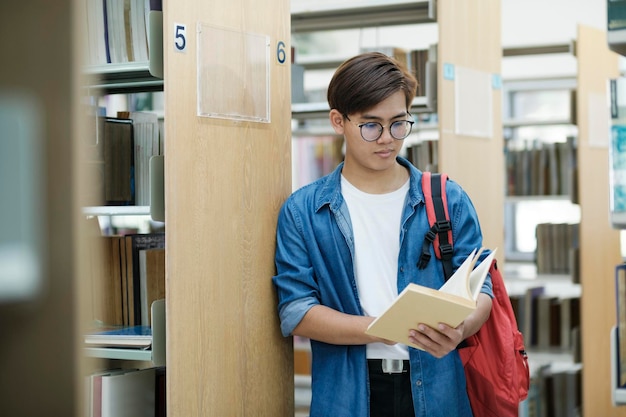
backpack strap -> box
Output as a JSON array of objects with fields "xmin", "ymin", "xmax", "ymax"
[{"xmin": 417, "ymin": 172, "xmax": 454, "ymax": 280}]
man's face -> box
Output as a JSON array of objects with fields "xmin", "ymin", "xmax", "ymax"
[{"xmin": 332, "ymin": 90, "xmax": 409, "ymax": 176}]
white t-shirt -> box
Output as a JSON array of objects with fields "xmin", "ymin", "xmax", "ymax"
[{"xmin": 341, "ymin": 175, "xmax": 410, "ymax": 360}]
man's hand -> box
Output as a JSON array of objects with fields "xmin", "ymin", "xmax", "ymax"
[
  {"xmin": 407, "ymin": 293, "xmax": 492, "ymax": 357},
  {"xmin": 407, "ymin": 322, "xmax": 465, "ymax": 358}
]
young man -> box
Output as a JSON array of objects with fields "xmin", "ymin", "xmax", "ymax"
[{"xmin": 273, "ymin": 52, "xmax": 493, "ymax": 417}]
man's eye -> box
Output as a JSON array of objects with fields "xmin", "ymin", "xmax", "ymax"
[{"xmin": 362, "ymin": 123, "xmax": 381, "ymax": 130}]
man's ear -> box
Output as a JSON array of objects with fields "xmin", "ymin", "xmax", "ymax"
[{"xmin": 329, "ymin": 109, "xmax": 345, "ymax": 135}]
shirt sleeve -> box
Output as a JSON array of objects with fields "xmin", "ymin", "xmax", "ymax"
[{"xmin": 272, "ymin": 199, "xmax": 321, "ymax": 337}]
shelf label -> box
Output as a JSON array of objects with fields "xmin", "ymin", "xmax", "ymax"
[
  {"xmin": 174, "ymin": 23, "xmax": 187, "ymax": 53},
  {"xmin": 276, "ymin": 41, "xmax": 287, "ymax": 64},
  {"xmin": 492, "ymin": 74, "xmax": 502, "ymax": 90},
  {"xmin": 443, "ymin": 63, "xmax": 455, "ymax": 80}
]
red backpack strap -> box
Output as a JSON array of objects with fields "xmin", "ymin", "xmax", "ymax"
[{"xmin": 418, "ymin": 172, "xmax": 454, "ymax": 279}]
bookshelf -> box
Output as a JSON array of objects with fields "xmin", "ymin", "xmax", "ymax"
[
  {"xmin": 164, "ymin": 0, "xmax": 293, "ymax": 415},
  {"xmin": 291, "ymin": 0, "xmax": 503, "ymax": 251},
  {"xmin": 576, "ymin": 24, "xmax": 625, "ymax": 417},
  {"xmin": 508, "ymin": 24, "xmax": 626, "ymax": 417},
  {"xmin": 498, "ymin": 27, "xmax": 626, "ymax": 415},
  {"xmin": 78, "ymin": 3, "xmax": 167, "ymax": 392}
]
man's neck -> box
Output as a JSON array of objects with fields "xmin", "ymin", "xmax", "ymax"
[{"xmin": 341, "ymin": 162, "xmax": 409, "ymax": 194}]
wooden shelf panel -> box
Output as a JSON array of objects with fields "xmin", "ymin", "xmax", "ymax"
[
  {"xmin": 84, "ymin": 347, "xmax": 153, "ymax": 361},
  {"xmin": 83, "ymin": 206, "xmax": 151, "ymax": 216},
  {"xmin": 291, "ymin": 0, "xmax": 436, "ymax": 33},
  {"xmin": 292, "ymin": 96, "xmax": 431, "ymax": 120},
  {"xmin": 83, "ymin": 62, "xmax": 163, "ymax": 94}
]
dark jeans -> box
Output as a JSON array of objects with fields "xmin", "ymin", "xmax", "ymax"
[{"xmin": 368, "ymin": 360, "xmax": 416, "ymax": 417}]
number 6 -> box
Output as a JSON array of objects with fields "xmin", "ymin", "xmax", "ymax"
[{"xmin": 277, "ymin": 41, "xmax": 286, "ymax": 64}]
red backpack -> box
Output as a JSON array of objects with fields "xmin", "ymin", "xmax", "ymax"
[{"xmin": 419, "ymin": 172, "xmax": 530, "ymax": 417}]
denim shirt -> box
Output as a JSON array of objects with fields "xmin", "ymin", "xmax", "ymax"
[{"xmin": 273, "ymin": 157, "xmax": 493, "ymax": 417}]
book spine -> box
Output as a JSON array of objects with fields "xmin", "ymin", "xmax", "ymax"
[{"xmin": 102, "ymin": 0, "xmax": 111, "ymax": 64}]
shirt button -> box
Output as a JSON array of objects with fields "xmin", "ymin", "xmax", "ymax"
[
  {"xmin": 400, "ymin": 267, "xmax": 404, "ymax": 272},
  {"xmin": 416, "ymin": 380, "xmax": 422, "ymax": 387}
]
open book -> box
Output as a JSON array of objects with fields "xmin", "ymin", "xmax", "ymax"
[{"xmin": 365, "ymin": 248, "xmax": 497, "ymax": 349}]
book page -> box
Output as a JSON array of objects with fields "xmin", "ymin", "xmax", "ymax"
[
  {"xmin": 469, "ymin": 248, "xmax": 497, "ymax": 300},
  {"xmin": 438, "ymin": 248, "xmax": 479, "ymax": 299},
  {"xmin": 365, "ymin": 283, "xmax": 476, "ymax": 347}
]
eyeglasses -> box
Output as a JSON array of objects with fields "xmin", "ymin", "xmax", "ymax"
[{"xmin": 344, "ymin": 114, "xmax": 414, "ymax": 142}]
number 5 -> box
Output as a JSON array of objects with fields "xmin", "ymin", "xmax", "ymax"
[{"xmin": 174, "ymin": 24, "xmax": 187, "ymax": 52}]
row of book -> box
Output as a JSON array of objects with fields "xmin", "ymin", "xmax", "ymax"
[
  {"xmin": 291, "ymin": 136, "xmax": 344, "ymax": 190},
  {"xmin": 506, "ymin": 136, "xmax": 577, "ymax": 198},
  {"xmin": 87, "ymin": 228, "xmax": 165, "ymax": 328},
  {"xmin": 519, "ymin": 364, "xmax": 582, "ymax": 417},
  {"xmin": 405, "ymin": 139, "xmax": 439, "ymax": 172},
  {"xmin": 510, "ymin": 287, "xmax": 581, "ymax": 354},
  {"xmin": 84, "ymin": 0, "xmax": 154, "ymax": 66},
  {"xmin": 360, "ymin": 45, "xmax": 436, "ymax": 99},
  {"xmin": 83, "ymin": 111, "xmax": 163, "ymax": 207},
  {"xmin": 535, "ymin": 222, "xmax": 580, "ymax": 278},
  {"xmin": 85, "ymin": 366, "xmax": 165, "ymax": 417}
]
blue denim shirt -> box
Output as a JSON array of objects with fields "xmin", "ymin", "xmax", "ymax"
[{"xmin": 273, "ymin": 157, "xmax": 493, "ymax": 417}]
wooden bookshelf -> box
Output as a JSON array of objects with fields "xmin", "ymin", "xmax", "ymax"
[
  {"xmin": 164, "ymin": 1, "xmax": 293, "ymax": 415},
  {"xmin": 576, "ymin": 24, "xmax": 625, "ymax": 417},
  {"xmin": 437, "ymin": 0, "xmax": 504, "ymax": 253}
]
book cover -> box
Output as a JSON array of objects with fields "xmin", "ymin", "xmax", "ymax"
[
  {"xmin": 103, "ymin": 117, "xmax": 134, "ymax": 205},
  {"xmin": 365, "ymin": 248, "xmax": 496, "ymax": 349},
  {"xmin": 616, "ymin": 264, "xmax": 626, "ymax": 387},
  {"xmin": 521, "ymin": 285, "xmax": 546, "ymax": 347},
  {"xmin": 125, "ymin": 233, "xmax": 166, "ymax": 325},
  {"xmin": 101, "ymin": 367, "xmax": 156, "ymax": 417},
  {"xmin": 87, "ymin": 369, "xmax": 128, "ymax": 417},
  {"xmin": 139, "ymin": 248, "xmax": 165, "ymax": 326},
  {"xmin": 85, "ymin": 325, "xmax": 152, "ymax": 348}
]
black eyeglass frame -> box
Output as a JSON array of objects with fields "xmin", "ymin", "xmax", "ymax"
[{"xmin": 344, "ymin": 113, "xmax": 415, "ymax": 142}]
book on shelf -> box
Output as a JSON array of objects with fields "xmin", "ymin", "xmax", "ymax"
[
  {"xmin": 536, "ymin": 364, "xmax": 582, "ymax": 417},
  {"xmin": 87, "ymin": 229, "xmax": 165, "ymax": 328},
  {"xmin": 103, "ymin": 117, "xmax": 134, "ymax": 205},
  {"xmin": 365, "ymin": 248, "xmax": 496, "ymax": 349},
  {"xmin": 139, "ymin": 248, "xmax": 165, "ymax": 326},
  {"xmin": 82, "ymin": 113, "xmax": 106, "ymax": 207},
  {"xmin": 559, "ymin": 295, "xmax": 581, "ymax": 350},
  {"xmin": 86, "ymin": 217, "xmax": 126, "ymax": 327},
  {"xmin": 86, "ymin": 367, "xmax": 164, "ymax": 417},
  {"xmin": 85, "ymin": 325, "xmax": 152, "ymax": 348},
  {"xmin": 536, "ymin": 295, "xmax": 559, "ymax": 349},
  {"xmin": 521, "ymin": 285, "xmax": 545, "ymax": 347},
  {"xmin": 535, "ymin": 222, "xmax": 579, "ymax": 275},
  {"xmin": 124, "ymin": 233, "xmax": 166, "ymax": 326},
  {"xmin": 96, "ymin": 235, "xmax": 127, "ymax": 326},
  {"xmin": 616, "ymin": 263, "xmax": 626, "ymax": 387},
  {"xmin": 118, "ymin": 111, "xmax": 162, "ymax": 206},
  {"xmin": 87, "ymin": 368, "xmax": 128, "ymax": 417},
  {"xmin": 101, "ymin": 367, "xmax": 156, "ymax": 417},
  {"xmin": 504, "ymin": 138, "xmax": 577, "ymax": 197}
]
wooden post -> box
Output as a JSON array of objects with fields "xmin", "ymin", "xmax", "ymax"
[
  {"xmin": 437, "ymin": 0, "xmax": 504, "ymax": 253},
  {"xmin": 164, "ymin": 1, "xmax": 293, "ymax": 415}
]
